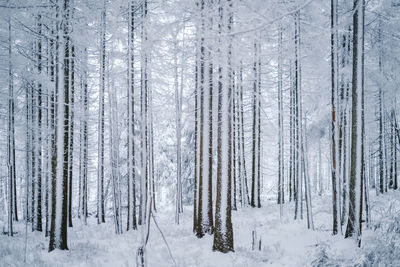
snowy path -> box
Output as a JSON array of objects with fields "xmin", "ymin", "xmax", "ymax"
[{"xmin": 1, "ymin": 191, "xmax": 400, "ymax": 266}]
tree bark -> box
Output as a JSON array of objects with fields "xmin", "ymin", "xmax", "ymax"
[
  {"xmin": 345, "ymin": 0, "xmax": 365, "ymax": 247},
  {"xmin": 97, "ymin": 0, "xmax": 106, "ymax": 224}
]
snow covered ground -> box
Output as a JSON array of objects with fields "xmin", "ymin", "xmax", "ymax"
[{"xmin": 1, "ymin": 190, "xmax": 400, "ymax": 267}]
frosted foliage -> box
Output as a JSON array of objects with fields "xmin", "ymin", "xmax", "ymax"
[{"xmin": 0, "ymin": 0, "xmax": 399, "ymax": 265}]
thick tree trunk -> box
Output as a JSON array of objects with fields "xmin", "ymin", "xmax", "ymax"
[
  {"xmin": 196, "ymin": 0, "xmax": 213, "ymax": 238},
  {"xmin": 213, "ymin": 0, "xmax": 234, "ymax": 252},
  {"xmin": 345, "ymin": 0, "xmax": 365, "ymax": 247},
  {"xmin": 49, "ymin": 0, "xmax": 71, "ymax": 251}
]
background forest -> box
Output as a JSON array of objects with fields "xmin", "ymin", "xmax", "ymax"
[{"xmin": 1, "ymin": 0, "xmax": 400, "ymax": 266}]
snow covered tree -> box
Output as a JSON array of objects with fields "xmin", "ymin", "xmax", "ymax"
[
  {"xmin": 127, "ymin": 0, "xmax": 137, "ymax": 231},
  {"xmin": 7, "ymin": 15, "xmax": 16, "ymax": 236},
  {"xmin": 49, "ymin": 0, "xmax": 72, "ymax": 251},
  {"xmin": 213, "ymin": 0, "xmax": 233, "ymax": 253},
  {"xmin": 330, "ymin": 0, "xmax": 341, "ymax": 236},
  {"xmin": 78, "ymin": 45, "xmax": 89, "ymax": 225},
  {"xmin": 344, "ymin": 0, "xmax": 365, "ymax": 246},
  {"xmin": 97, "ymin": 0, "xmax": 106, "ymax": 225},
  {"xmin": 277, "ymin": 13, "xmax": 284, "ymax": 209},
  {"xmin": 194, "ymin": 0, "xmax": 214, "ymax": 238},
  {"xmin": 251, "ymin": 38, "xmax": 261, "ymax": 209}
]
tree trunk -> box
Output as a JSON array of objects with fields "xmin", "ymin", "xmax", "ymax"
[
  {"xmin": 239, "ymin": 62, "xmax": 249, "ymax": 206},
  {"xmin": 213, "ymin": 0, "xmax": 234, "ymax": 252},
  {"xmin": 251, "ymin": 38, "xmax": 261, "ymax": 208},
  {"xmin": 49, "ymin": 0, "xmax": 71, "ymax": 251},
  {"xmin": 97, "ymin": 0, "xmax": 106, "ymax": 224},
  {"xmin": 344, "ymin": 0, "xmax": 365, "ymax": 247},
  {"xmin": 127, "ymin": 0, "xmax": 137, "ymax": 231},
  {"xmin": 174, "ymin": 40, "xmax": 181, "ymax": 224},
  {"xmin": 67, "ymin": 44, "xmax": 75, "ymax": 228},
  {"xmin": 378, "ymin": 21, "xmax": 384, "ymax": 195},
  {"xmin": 278, "ymin": 18, "xmax": 284, "ymax": 211},
  {"xmin": 7, "ymin": 15, "xmax": 15, "ymax": 236},
  {"xmin": 330, "ymin": 0, "xmax": 341, "ymax": 235}
]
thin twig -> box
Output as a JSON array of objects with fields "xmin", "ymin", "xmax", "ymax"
[{"xmin": 151, "ymin": 213, "xmax": 178, "ymax": 267}]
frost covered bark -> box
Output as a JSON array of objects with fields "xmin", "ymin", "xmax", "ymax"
[
  {"xmin": 345, "ymin": 0, "xmax": 365, "ymax": 246},
  {"xmin": 213, "ymin": 0, "xmax": 234, "ymax": 253}
]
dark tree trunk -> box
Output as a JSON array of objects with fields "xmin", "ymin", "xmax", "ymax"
[
  {"xmin": 97, "ymin": 0, "xmax": 106, "ymax": 224},
  {"xmin": 213, "ymin": 0, "xmax": 234, "ymax": 252},
  {"xmin": 345, "ymin": 0, "xmax": 365, "ymax": 246},
  {"xmin": 68, "ymin": 44, "xmax": 75, "ymax": 228},
  {"xmin": 127, "ymin": 0, "xmax": 137, "ymax": 231}
]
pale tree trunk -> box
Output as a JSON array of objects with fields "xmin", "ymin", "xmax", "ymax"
[
  {"xmin": 25, "ymin": 78, "xmax": 32, "ymax": 224},
  {"xmin": 97, "ymin": 0, "xmax": 106, "ymax": 224},
  {"xmin": 48, "ymin": 18, "xmax": 56, "ymax": 237},
  {"xmin": 235, "ymin": 61, "xmax": 248, "ymax": 207},
  {"xmin": 79, "ymin": 45, "xmax": 89, "ymax": 224},
  {"xmin": 239, "ymin": 62, "xmax": 250, "ymax": 206},
  {"xmin": 174, "ymin": 38, "xmax": 183, "ymax": 224},
  {"xmin": 44, "ymin": 21, "xmax": 55, "ymax": 237},
  {"xmin": 7, "ymin": 15, "xmax": 15, "ymax": 236},
  {"xmin": 139, "ymin": 0, "xmax": 149, "ymax": 227},
  {"xmin": 303, "ymin": 119, "xmax": 314, "ymax": 229},
  {"xmin": 202, "ymin": 0, "xmax": 214, "ymax": 234},
  {"xmin": 298, "ymin": 15, "xmax": 304, "ymax": 220},
  {"xmin": 67, "ymin": 43, "xmax": 75, "ymax": 228},
  {"xmin": 257, "ymin": 40, "xmax": 262, "ymax": 208},
  {"xmin": 193, "ymin": 20, "xmax": 200, "ymax": 232},
  {"xmin": 340, "ymin": 28, "xmax": 351, "ymax": 227},
  {"xmin": 235, "ymin": 66, "xmax": 242, "ymax": 206},
  {"xmin": 137, "ymin": 0, "xmax": 150, "ymax": 265},
  {"xmin": 393, "ymin": 108, "xmax": 399, "ymax": 190},
  {"xmin": 231, "ymin": 68, "xmax": 237, "ymax": 211},
  {"xmin": 46, "ymin": 17, "xmax": 55, "ymax": 235},
  {"xmin": 149, "ymin": 69, "xmax": 156, "ymax": 213},
  {"xmin": 108, "ymin": 56, "xmax": 123, "ymax": 234},
  {"xmin": 390, "ymin": 110, "xmax": 395, "ymax": 188},
  {"xmin": 277, "ymin": 17, "xmax": 284, "ymax": 215},
  {"xmin": 179, "ymin": 26, "xmax": 185, "ymax": 213},
  {"xmin": 32, "ymin": 14, "xmax": 43, "ymax": 232}
]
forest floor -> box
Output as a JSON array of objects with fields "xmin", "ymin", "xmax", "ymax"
[{"xmin": 1, "ymin": 190, "xmax": 400, "ymax": 267}]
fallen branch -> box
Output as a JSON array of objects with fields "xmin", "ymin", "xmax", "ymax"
[{"xmin": 152, "ymin": 213, "xmax": 177, "ymax": 267}]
